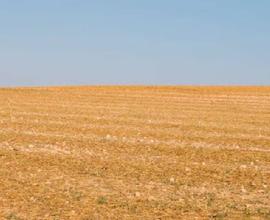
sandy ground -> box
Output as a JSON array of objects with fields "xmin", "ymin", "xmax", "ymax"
[{"xmin": 0, "ymin": 86, "xmax": 269, "ymax": 219}]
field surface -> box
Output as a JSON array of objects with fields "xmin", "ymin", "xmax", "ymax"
[{"xmin": 0, "ymin": 86, "xmax": 269, "ymax": 219}]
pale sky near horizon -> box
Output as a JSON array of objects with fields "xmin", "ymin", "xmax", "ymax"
[{"xmin": 0, "ymin": 0, "xmax": 269, "ymax": 86}]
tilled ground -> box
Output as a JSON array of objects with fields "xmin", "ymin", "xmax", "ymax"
[{"xmin": 0, "ymin": 86, "xmax": 269, "ymax": 219}]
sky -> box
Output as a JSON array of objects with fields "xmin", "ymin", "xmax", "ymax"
[{"xmin": 0, "ymin": 0, "xmax": 269, "ymax": 86}]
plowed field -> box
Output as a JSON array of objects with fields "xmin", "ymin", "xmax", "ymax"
[{"xmin": 0, "ymin": 86, "xmax": 269, "ymax": 219}]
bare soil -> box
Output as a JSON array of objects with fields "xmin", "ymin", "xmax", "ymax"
[{"xmin": 0, "ymin": 86, "xmax": 269, "ymax": 219}]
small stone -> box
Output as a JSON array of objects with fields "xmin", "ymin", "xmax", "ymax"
[
  {"xmin": 135, "ymin": 192, "xmax": 140, "ymax": 197},
  {"xmin": 202, "ymin": 162, "xmax": 206, "ymax": 166},
  {"xmin": 105, "ymin": 135, "xmax": 111, "ymax": 140},
  {"xmin": 240, "ymin": 165, "xmax": 247, "ymax": 169},
  {"xmin": 170, "ymin": 177, "xmax": 175, "ymax": 183},
  {"xmin": 251, "ymin": 182, "xmax": 256, "ymax": 186},
  {"xmin": 241, "ymin": 186, "xmax": 247, "ymax": 193},
  {"xmin": 185, "ymin": 167, "xmax": 191, "ymax": 172}
]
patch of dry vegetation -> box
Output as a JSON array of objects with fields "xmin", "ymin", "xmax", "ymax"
[{"xmin": 0, "ymin": 86, "xmax": 269, "ymax": 219}]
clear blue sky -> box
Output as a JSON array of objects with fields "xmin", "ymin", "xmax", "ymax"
[{"xmin": 0, "ymin": 0, "xmax": 269, "ymax": 86}]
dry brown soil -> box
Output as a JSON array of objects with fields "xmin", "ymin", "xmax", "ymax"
[{"xmin": 0, "ymin": 86, "xmax": 269, "ymax": 219}]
